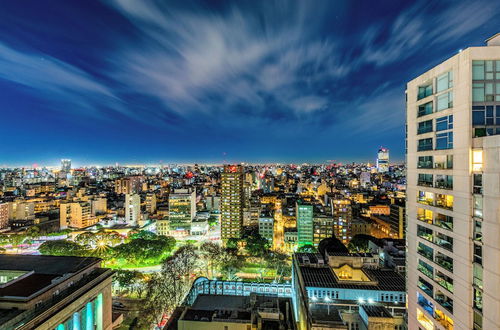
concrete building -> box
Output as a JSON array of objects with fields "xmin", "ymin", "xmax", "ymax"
[
  {"xmin": 258, "ymin": 214, "xmax": 274, "ymax": 243},
  {"xmin": 296, "ymin": 202, "xmax": 314, "ymax": 248},
  {"xmin": 168, "ymin": 189, "xmax": 196, "ymax": 235},
  {"xmin": 313, "ymin": 215, "xmax": 334, "ymax": 247},
  {"xmin": 377, "ymin": 148, "xmax": 390, "ymax": 173},
  {"xmin": 331, "ymin": 198, "xmax": 353, "ymax": 244},
  {"xmin": 0, "ymin": 203, "xmax": 9, "ymax": 230},
  {"xmin": 221, "ymin": 165, "xmax": 244, "ymax": 241},
  {"xmin": 292, "ymin": 253, "xmax": 406, "ymax": 330},
  {"xmin": 145, "ymin": 192, "xmax": 157, "ymax": 214},
  {"xmin": 124, "ymin": 193, "xmax": 140, "ymax": 225},
  {"xmin": 0, "ymin": 255, "xmax": 113, "ymax": 330},
  {"xmin": 406, "ymin": 34, "xmax": 500, "ymax": 330},
  {"xmin": 60, "ymin": 201, "xmax": 97, "ymax": 229},
  {"xmin": 114, "ymin": 177, "xmax": 142, "ymax": 195}
]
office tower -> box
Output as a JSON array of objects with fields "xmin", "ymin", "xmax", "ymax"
[
  {"xmin": 331, "ymin": 197, "xmax": 352, "ymax": 244},
  {"xmin": 60, "ymin": 201, "xmax": 97, "ymax": 229},
  {"xmin": 377, "ymin": 148, "xmax": 390, "ymax": 173},
  {"xmin": 0, "ymin": 255, "xmax": 113, "ymax": 329},
  {"xmin": 60, "ymin": 159, "xmax": 71, "ymax": 172},
  {"xmin": 296, "ymin": 202, "xmax": 313, "ymax": 247},
  {"xmin": 124, "ymin": 193, "xmax": 140, "ymax": 225},
  {"xmin": 406, "ymin": 34, "xmax": 500, "ymax": 330},
  {"xmin": 0, "ymin": 203, "xmax": 9, "ymax": 229},
  {"xmin": 221, "ymin": 165, "xmax": 244, "ymax": 240},
  {"xmin": 168, "ymin": 189, "xmax": 196, "ymax": 234},
  {"xmin": 145, "ymin": 192, "xmax": 157, "ymax": 214}
]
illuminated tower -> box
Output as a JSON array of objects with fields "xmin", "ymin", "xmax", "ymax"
[
  {"xmin": 406, "ymin": 34, "xmax": 500, "ymax": 330},
  {"xmin": 61, "ymin": 159, "xmax": 71, "ymax": 172},
  {"xmin": 221, "ymin": 165, "xmax": 244, "ymax": 241},
  {"xmin": 296, "ymin": 202, "xmax": 313, "ymax": 247},
  {"xmin": 376, "ymin": 148, "xmax": 389, "ymax": 173},
  {"xmin": 125, "ymin": 193, "xmax": 140, "ymax": 225}
]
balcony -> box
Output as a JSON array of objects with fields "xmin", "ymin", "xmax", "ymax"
[
  {"xmin": 418, "ymin": 278, "xmax": 434, "ymax": 297},
  {"xmin": 435, "ymin": 252, "xmax": 453, "ymax": 272},
  {"xmin": 435, "ymin": 271, "xmax": 454, "ymax": 293},
  {"xmin": 435, "ymin": 176, "xmax": 453, "ymax": 190},
  {"xmin": 434, "ymin": 233, "xmax": 453, "ymax": 252}
]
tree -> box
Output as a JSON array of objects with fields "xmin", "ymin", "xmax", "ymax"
[
  {"xmin": 226, "ymin": 238, "xmax": 239, "ymax": 250},
  {"xmin": 75, "ymin": 232, "xmax": 97, "ymax": 247},
  {"xmin": 199, "ymin": 242, "xmax": 222, "ymax": 278},
  {"xmin": 39, "ymin": 240, "xmax": 86, "ymax": 256},
  {"xmin": 297, "ymin": 244, "xmax": 316, "ymax": 253},
  {"xmin": 348, "ymin": 234, "xmax": 376, "ymax": 253},
  {"xmin": 244, "ymin": 233, "xmax": 270, "ymax": 257}
]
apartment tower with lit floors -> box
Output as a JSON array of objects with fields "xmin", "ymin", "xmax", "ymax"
[
  {"xmin": 406, "ymin": 34, "xmax": 500, "ymax": 329},
  {"xmin": 221, "ymin": 165, "xmax": 244, "ymax": 241}
]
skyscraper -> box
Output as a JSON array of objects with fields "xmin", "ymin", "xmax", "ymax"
[
  {"xmin": 221, "ymin": 165, "xmax": 244, "ymax": 241},
  {"xmin": 406, "ymin": 34, "xmax": 500, "ymax": 330},
  {"xmin": 124, "ymin": 193, "xmax": 140, "ymax": 225},
  {"xmin": 60, "ymin": 159, "xmax": 71, "ymax": 172},
  {"xmin": 296, "ymin": 202, "xmax": 313, "ymax": 247},
  {"xmin": 376, "ymin": 147, "xmax": 389, "ymax": 173}
]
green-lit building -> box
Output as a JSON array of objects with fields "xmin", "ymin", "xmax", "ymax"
[{"xmin": 296, "ymin": 202, "xmax": 313, "ymax": 247}]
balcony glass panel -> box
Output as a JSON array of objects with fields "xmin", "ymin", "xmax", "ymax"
[
  {"xmin": 434, "ymin": 232, "xmax": 453, "ymax": 252},
  {"xmin": 418, "ymin": 156, "xmax": 433, "ymax": 169},
  {"xmin": 435, "ymin": 252, "xmax": 453, "ymax": 272}
]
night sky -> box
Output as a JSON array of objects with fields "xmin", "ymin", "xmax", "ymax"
[{"xmin": 1, "ymin": 0, "xmax": 499, "ymax": 166}]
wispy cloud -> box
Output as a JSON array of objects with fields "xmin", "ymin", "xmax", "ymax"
[{"xmin": 0, "ymin": 43, "xmax": 120, "ymax": 118}]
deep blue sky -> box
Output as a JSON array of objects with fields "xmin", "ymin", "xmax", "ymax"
[{"xmin": 0, "ymin": 0, "xmax": 499, "ymax": 166}]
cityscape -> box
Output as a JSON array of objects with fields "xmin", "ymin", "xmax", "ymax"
[{"xmin": 0, "ymin": 1, "xmax": 499, "ymax": 330}]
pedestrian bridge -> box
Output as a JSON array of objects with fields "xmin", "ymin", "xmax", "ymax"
[{"xmin": 184, "ymin": 277, "xmax": 293, "ymax": 305}]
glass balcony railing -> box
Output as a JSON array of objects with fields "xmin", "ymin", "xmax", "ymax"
[
  {"xmin": 435, "ymin": 252, "xmax": 453, "ymax": 272},
  {"xmin": 435, "ymin": 292, "xmax": 453, "ymax": 314}
]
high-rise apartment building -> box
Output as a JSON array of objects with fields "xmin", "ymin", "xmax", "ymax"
[
  {"xmin": 296, "ymin": 202, "xmax": 313, "ymax": 247},
  {"xmin": 377, "ymin": 147, "xmax": 390, "ymax": 173},
  {"xmin": 407, "ymin": 34, "xmax": 500, "ymax": 330},
  {"xmin": 124, "ymin": 193, "xmax": 140, "ymax": 225},
  {"xmin": 60, "ymin": 202, "xmax": 97, "ymax": 229},
  {"xmin": 60, "ymin": 159, "xmax": 71, "ymax": 172},
  {"xmin": 145, "ymin": 192, "xmax": 157, "ymax": 214},
  {"xmin": 221, "ymin": 165, "xmax": 244, "ymax": 240},
  {"xmin": 168, "ymin": 189, "xmax": 196, "ymax": 234},
  {"xmin": 330, "ymin": 197, "xmax": 352, "ymax": 244},
  {"xmin": 0, "ymin": 203, "xmax": 9, "ymax": 230},
  {"xmin": 115, "ymin": 177, "xmax": 142, "ymax": 195}
]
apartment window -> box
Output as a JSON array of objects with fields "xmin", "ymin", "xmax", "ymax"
[
  {"xmin": 418, "ymin": 120, "xmax": 433, "ymax": 134},
  {"xmin": 437, "ymin": 71, "xmax": 453, "ymax": 92},
  {"xmin": 436, "ymin": 115, "xmax": 453, "ymax": 131},
  {"xmin": 434, "ymin": 232, "xmax": 453, "ymax": 252},
  {"xmin": 418, "ymin": 84, "xmax": 433, "ymax": 100},
  {"xmin": 418, "ymin": 138, "xmax": 433, "ymax": 151},
  {"xmin": 435, "ymin": 213, "xmax": 453, "ymax": 231},
  {"xmin": 473, "ymin": 263, "xmax": 483, "ymax": 289},
  {"xmin": 417, "ymin": 191, "xmax": 434, "ymax": 206},
  {"xmin": 418, "ymin": 259, "xmax": 434, "ymax": 279},
  {"xmin": 435, "ymin": 291, "xmax": 453, "ymax": 314},
  {"xmin": 417, "ymin": 225, "xmax": 433, "ymax": 242},
  {"xmin": 472, "ymin": 150, "xmax": 483, "ymax": 171},
  {"xmin": 435, "ymin": 252, "xmax": 453, "ymax": 272},
  {"xmin": 473, "ymin": 60, "xmax": 485, "ymax": 80},
  {"xmin": 435, "ymin": 193, "xmax": 453, "ymax": 210},
  {"xmin": 473, "ymin": 195, "xmax": 483, "ymax": 218},
  {"xmin": 436, "ymin": 92, "xmax": 453, "ymax": 111},
  {"xmin": 435, "ymin": 270, "xmax": 453, "ymax": 293},
  {"xmin": 473, "ymin": 220, "xmax": 482, "ymax": 242},
  {"xmin": 436, "ymin": 132, "xmax": 453, "ymax": 150},
  {"xmin": 418, "ymin": 101, "xmax": 433, "ymax": 117},
  {"xmin": 474, "ymin": 287, "xmax": 483, "ymax": 312},
  {"xmin": 435, "ymin": 175, "xmax": 453, "ymax": 190},
  {"xmin": 474, "ymin": 244, "xmax": 482, "ymax": 265},
  {"xmin": 418, "ymin": 156, "xmax": 433, "ymax": 169},
  {"xmin": 473, "ymin": 174, "xmax": 483, "ymax": 194},
  {"xmin": 418, "ymin": 174, "xmax": 433, "ymax": 187},
  {"xmin": 434, "ymin": 154, "xmax": 453, "ymax": 169},
  {"xmin": 418, "ymin": 242, "xmax": 434, "ymax": 261},
  {"xmin": 417, "ymin": 208, "xmax": 433, "ymax": 224},
  {"xmin": 418, "ymin": 277, "xmax": 434, "ymax": 297}
]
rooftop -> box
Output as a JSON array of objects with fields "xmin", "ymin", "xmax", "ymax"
[{"xmin": 0, "ymin": 255, "xmax": 101, "ymax": 275}]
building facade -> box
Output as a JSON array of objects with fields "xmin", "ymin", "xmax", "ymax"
[
  {"xmin": 296, "ymin": 202, "xmax": 313, "ymax": 248},
  {"xmin": 124, "ymin": 193, "xmax": 140, "ymax": 225},
  {"xmin": 406, "ymin": 35, "xmax": 500, "ymax": 330},
  {"xmin": 221, "ymin": 165, "xmax": 244, "ymax": 241}
]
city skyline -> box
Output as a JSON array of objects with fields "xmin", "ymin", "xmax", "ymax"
[{"xmin": 1, "ymin": 0, "xmax": 499, "ymax": 164}]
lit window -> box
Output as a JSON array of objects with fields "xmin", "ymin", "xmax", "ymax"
[{"xmin": 472, "ymin": 150, "xmax": 483, "ymax": 171}]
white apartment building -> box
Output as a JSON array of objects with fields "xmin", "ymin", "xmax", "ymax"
[{"xmin": 406, "ymin": 34, "xmax": 500, "ymax": 330}]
